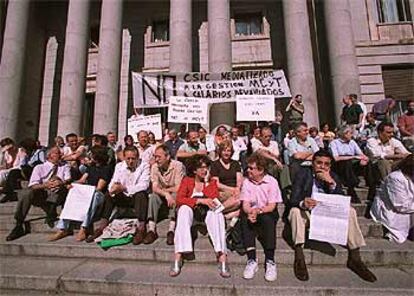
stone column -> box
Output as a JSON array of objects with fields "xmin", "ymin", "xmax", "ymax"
[
  {"xmin": 93, "ymin": 0, "xmax": 123, "ymax": 134},
  {"xmin": 0, "ymin": 0, "xmax": 30, "ymax": 139},
  {"xmin": 324, "ymin": 0, "xmax": 361, "ymax": 125},
  {"xmin": 208, "ymin": 0, "xmax": 233, "ymax": 129},
  {"xmin": 57, "ymin": 0, "xmax": 91, "ymax": 136},
  {"xmin": 169, "ymin": 0, "xmax": 192, "ymax": 72},
  {"xmin": 283, "ymin": 0, "xmax": 319, "ymax": 127}
]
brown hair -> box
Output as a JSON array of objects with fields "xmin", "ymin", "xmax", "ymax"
[
  {"xmin": 218, "ymin": 140, "xmax": 234, "ymax": 156},
  {"xmin": 247, "ymin": 153, "xmax": 267, "ymax": 171}
]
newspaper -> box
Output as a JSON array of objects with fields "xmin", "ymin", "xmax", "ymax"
[
  {"xmin": 59, "ymin": 184, "xmax": 95, "ymax": 222},
  {"xmin": 309, "ymin": 193, "xmax": 351, "ymax": 245}
]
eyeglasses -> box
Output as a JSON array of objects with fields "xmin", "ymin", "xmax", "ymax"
[{"xmin": 197, "ymin": 165, "xmax": 209, "ymax": 169}]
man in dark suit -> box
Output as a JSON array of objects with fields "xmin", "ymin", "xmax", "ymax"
[{"xmin": 288, "ymin": 150, "xmax": 376, "ymax": 282}]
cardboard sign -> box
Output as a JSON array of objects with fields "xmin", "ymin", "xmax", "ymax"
[
  {"xmin": 236, "ymin": 95, "xmax": 275, "ymax": 121},
  {"xmin": 168, "ymin": 96, "xmax": 208, "ymax": 124},
  {"xmin": 127, "ymin": 114, "xmax": 162, "ymax": 141}
]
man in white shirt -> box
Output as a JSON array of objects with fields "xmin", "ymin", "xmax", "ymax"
[
  {"xmin": 62, "ymin": 133, "xmax": 86, "ymax": 180},
  {"xmin": 87, "ymin": 146, "xmax": 150, "ymax": 245},
  {"xmin": 6, "ymin": 147, "xmax": 71, "ymax": 241},
  {"xmin": 136, "ymin": 130, "xmax": 155, "ymax": 164},
  {"xmin": 366, "ymin": 121, "xmax": 410, "ymax": 181},
  {"xmin": 252, "ymin": 127, "xmax": 291, "ymax": 190},
  {"xmin": 230, "ymin": 126, "xmax": 247, "ymax": 163}
]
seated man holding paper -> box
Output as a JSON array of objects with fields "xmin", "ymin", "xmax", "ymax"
[
  {"xmin": 86, "ymin": 146, "xmax": 150, "ymax": 245},
  {"xmin": 6, "ymin": 147, "xmax": 71, "ymax": 241},
  {"xmin": 49, "ymin": 146, "xmax": 112, "ymax": 242},
  {"xmin": 288, "ymin": 150, "xmax": 376, "ymax": 282}
]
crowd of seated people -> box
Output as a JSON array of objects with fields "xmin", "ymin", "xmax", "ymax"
[{"xmin": 0, "ymin": 94, "xmax": 412, "ymax": 283}]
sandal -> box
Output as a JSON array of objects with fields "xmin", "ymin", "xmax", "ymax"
[
  {"xmin": 169, "ymin": 260, "xmax": 182, "ymax": 277},
  {"xmin": 218, "ymin": 261, "xmax": 231, "ymax": 278}
]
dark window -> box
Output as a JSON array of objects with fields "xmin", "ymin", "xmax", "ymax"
[
  {"xmin": 235, "ymin": 13, "xmax": 263, "ymax": 36},
  {"xmin": 152, "ymin": 20, "xmax": 169, "ymax": 42},
  {"xmin": 90, "ymin": 25, "xmax": 99, "ymax": 48},
  {"xmin": 376, "ymin": 0, "xmax": 412, "ymax": 23}
]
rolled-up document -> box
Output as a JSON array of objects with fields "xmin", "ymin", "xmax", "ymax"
[{"xmin": 212, "ymin": 198, "xmax": 225, "ymax": 213}]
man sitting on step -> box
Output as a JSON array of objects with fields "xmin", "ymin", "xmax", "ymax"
[
  {"xmin": 86, "ymin": 146, "xmax": 150, "ymax": 245},
  {"xmin": 143, "ymin": 144, "xmax": 185, "ymax": 245},
  {"xmin": 288, "ymin": 149, "xmax": 377, "ymax": 282},
  {"xmin": 6, "ymin": 146, "xmax": 71, "ymax": 241}
]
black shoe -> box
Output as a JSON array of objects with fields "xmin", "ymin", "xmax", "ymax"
[
  {"xmin": 6, "ymin": 225, "xmax": 25, "ymax": 241},
  {"xmin": 348, "ymin": 188, "xmax": 361, "ymax": 204},
  {"xmin": 0, "ymin": 192, "xmax": 18, "ymax": 203},
  {"xmin": 45, "ymin": 215, "xmax": 58, "ymax": 228},
  {"xmin": 294, "ymin": 257, "xmax": 309, "ymax": 281},
  {"xmin": 347, "ymin": 258, "xmax": 377, "ymax": 282}
]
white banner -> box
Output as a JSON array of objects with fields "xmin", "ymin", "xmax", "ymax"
[
  {"xmin": 132, "ymin": 70, "xmax": 291, "ymax": 107},
  {"xmin": 168, "ymin": 96, "xmax": 208, "ymax": 124},
  {"xmin": 236, "ymin": 95, "xmax": 275, "ymax": 121},
  {"xmin": 59, "ymin": 184, "xmax": 95, "ymax": 222},
  {"xmin": 127, "ymin": 114, "xmax": 162, "ymax": 141},
  {"xmin": 309, "ymin": 193, "xmax": 351, "ymax": 245}
]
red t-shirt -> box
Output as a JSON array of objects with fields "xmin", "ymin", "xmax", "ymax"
[
  {"xmin": 398, "ymin": 114, "xmax": 414, "ymax": 136},
  {"xmin": 176, "ymin": 177, "xmax": 219, "ymax": 208}
]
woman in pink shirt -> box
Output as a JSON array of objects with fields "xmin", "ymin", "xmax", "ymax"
[{"xmin": 240, "ymin": 153, "xmax": 283, "ymax": 282}]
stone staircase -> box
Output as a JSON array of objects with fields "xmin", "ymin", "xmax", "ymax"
[{"xmin": 0, "ymin": 188, "xmax": 413, "ymax": 295}]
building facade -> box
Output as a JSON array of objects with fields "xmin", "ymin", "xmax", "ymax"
[{"xmin": 0, "ymin": 0, "xmax": 413, "ymax": 144}]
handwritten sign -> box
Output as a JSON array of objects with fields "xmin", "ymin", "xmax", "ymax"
[
  {"xmin": 168, "ymin": 96, "xmax": 208, "ymax": 124},
  {"xmin": 127, "ymin": 114, "xmax": 162, "ymax": 141},
  {"xmin": 132, "ymin": 70, "xmax": 291, "ymax": 107},
  {"xmin": 236, "ymin": 95, "xmax": 275, "ymax": 121}
]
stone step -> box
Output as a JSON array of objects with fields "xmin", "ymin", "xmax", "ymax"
[
  {"xmin": 1, "ymin": 230, "xmax": 412, "ymax": 267},
  {"xmin": 0, "ymin": 256, "xmax": 413, "ymax": 296},
  {"xmin": 0, "ymin": 215, "xmax": 384, "ymax": 239}
]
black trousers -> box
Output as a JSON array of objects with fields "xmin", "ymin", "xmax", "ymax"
[
  {"xmin": 332, "ymin": 159, "xmax": 360, "ymax": 189},
  {"xmin": 240, "ymin": 211, "xmax": 278, "ymax": 252},
  {"xmin": 101, "ymin": 191, "xmax": 148, "ymax": 222},
  {"xmin": 3, "ymin": 167, "xmax": 32, "ymax": 194},
  {"xmin": 14, "ymin": 188, "xmax": 67, "ymax": 224}
]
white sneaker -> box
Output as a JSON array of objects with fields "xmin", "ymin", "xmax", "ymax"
[
  {"xmin": 265, "ymin": 260, "xmax": 277, "ymax": 282},
  {"xmin": 243, "ymin": 259, "xmax": 258, "ymax": 279}
]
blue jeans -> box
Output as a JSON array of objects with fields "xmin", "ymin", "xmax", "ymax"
[{"xmin": 57, "ymin": 190, "xmax": 105, "ymax": 230}]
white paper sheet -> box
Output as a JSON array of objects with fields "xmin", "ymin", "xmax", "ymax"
[
  {"xmin": 59, "ymin": 184, "xmax": 96, "ymax": 222},
  {"xmin": 309, "ymin": 192, "xmax": 351, "ymax": 245}
]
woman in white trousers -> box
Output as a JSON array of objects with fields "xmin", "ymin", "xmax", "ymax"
[{"xmin": 170, "ymin": 155, "xmax": 229, "ymax": 278}]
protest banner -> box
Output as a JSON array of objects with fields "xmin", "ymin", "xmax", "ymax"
[
  {"xmin": 236, "ymin": 95, "xmax": 275, "ymax": 121},
  {"xmin": 127, "ymin": 114, "xmax": 162, "ymax": 141},
  {"xmin": 132, "ymin": 70, "xmax": 291, "ymax": 107},
  {"xmin": 168, "ymin": 96, "xmax": 208, "ymax": 124},
  {"xmin": 309, "ymin": 193, "xmax": 351, "ymax": 245},
  {"xmin": 59, "ymin": 184, "xmax": 95, "ymax": 222}
]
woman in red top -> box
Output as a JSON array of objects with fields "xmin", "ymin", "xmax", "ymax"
[{"xmin": 170, "ymin": 155, "xmax": 229, "ymax": 278}]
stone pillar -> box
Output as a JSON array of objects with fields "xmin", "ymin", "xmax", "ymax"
[
  {"xmin": 283, "ymin": 0, "xmax": 319, "ymax": 127},
  {"xmin": 0, "ymin": 0, "xmax": 30, "ymax": 139},
  {"xmin": 57, "ymin": 0, "xmax": 91, "ymax": 136},
  {"xmin": 324, "ymin": 0, "xmax": 361, "ymax": 125},
  {"xmin": 93, "ymin": 0, "xmax": 123, "ymax": 134},
  {"xmin": 169, "ymin": 0, "xmax": 192, "ymax": 72},
  {"xmin": 208, "ymin": 0, "xmax": 233, "ymax": 129}
]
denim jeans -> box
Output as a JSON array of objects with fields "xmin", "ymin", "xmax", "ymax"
[{"xmin": 57, "ymin": 190, "xmax": 105, "ymax": 230}]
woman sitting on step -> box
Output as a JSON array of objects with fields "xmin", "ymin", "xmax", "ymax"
[{"xmin": 170, "ymin": 155, "xmax": 230, "ymax": 278}]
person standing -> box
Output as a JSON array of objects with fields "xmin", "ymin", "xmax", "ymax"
[{"xmin": 286, "ymin": 94, "xmax": 305, "ymax": 128}]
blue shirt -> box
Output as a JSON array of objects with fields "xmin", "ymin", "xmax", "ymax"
[
  {"xmin": 329, "ymin": 139, "xmax": 363, "ymax": 157},
  {"xmin": 165, "ymin": 138, "xmax": 184, "ymax": 159}
]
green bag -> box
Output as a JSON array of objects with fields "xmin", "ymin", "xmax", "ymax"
[{"xmin": 98, "ymin": 234, "xmax": 133, "ymax": 250}]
